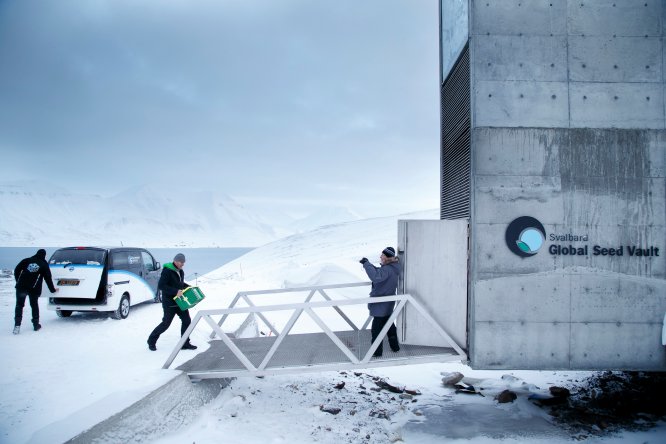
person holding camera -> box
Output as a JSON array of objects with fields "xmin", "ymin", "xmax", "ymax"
[{"xmin": 360, "ymin": 247, "xmax": 401, "ymax": 357}]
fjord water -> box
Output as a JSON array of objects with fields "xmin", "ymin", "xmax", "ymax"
[{"xmin": 0, "ymin": 247, "xmax": 252, "ymax": 280}]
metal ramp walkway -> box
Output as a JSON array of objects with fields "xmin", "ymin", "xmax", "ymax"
[{"xmin": 164, "ymin": 282, "xmax": 467, "ymax": 379}]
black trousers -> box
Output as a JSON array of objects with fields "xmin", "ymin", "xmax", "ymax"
[
  {"xmin": 15, "ymin": 291, "xmax": 39, "ymax": 326},
  {"xmin": 371, "ymin": 315, "xmax": 399, "ymax": 355},
  {"xmin": 148, "ymin": 304, "xmax": 192, "ymax": 346}
]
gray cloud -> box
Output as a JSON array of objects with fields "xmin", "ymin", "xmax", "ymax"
[{"xmin": 0, "ymin": 0, "xmax": 439, "ymax": 217}]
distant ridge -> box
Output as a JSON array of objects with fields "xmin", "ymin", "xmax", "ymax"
[
  {"xmin": 0, "ymin": 182, "xmax": 280, "ymax": 247},
  {"xmin": 0, "ymin": 182, "xmax": 424, "ymax": 248}
]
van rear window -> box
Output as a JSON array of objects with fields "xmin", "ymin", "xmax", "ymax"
[
  {"xmin": 50, "ymin": 249, "xmax": 106, "ymax": 266},
  {"xmin": 110, "ymin": 252, "xmax": 142, "ymax": 271}
]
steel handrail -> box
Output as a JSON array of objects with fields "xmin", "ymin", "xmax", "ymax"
[
  {"xmin": 212, "ymin": 282, "xmax": 372, "ymax": 338},
  {"xmin": 163, "ymin": 283, "xmax": 467, "ymax": 374}
]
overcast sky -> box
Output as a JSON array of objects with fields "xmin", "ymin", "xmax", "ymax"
[{"xmin": 0, "ymin": 0, "xmax": 440, "ymax": 218}]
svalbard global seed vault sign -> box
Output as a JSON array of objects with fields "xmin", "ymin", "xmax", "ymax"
[{"xmin": 506, "ymin": 216, "xmax": 661, "ymax": 259}]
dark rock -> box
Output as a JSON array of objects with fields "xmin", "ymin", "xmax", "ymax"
[
  {"xmin": 550, "ymin": 386, "xmax": 571, "ymax": 398},
  {"xmin": 374, "ymin": 379, "xmax": 404, "ymax": 393},
  {"xmin": 454, "ymin": 383, "xmax": 484, "ymax": 396},
  {"xmin": 369, "ymin": 408, "xmax": 391, "ymax": 420},
  {"xmin": 334, "ymin": 381, "xmax": 345, "ymax": 390},
  {"xmin": 320, "ymin": 405, "xmax": 341, "ymax": 415},
  {"xmin": 496, "ymin": 389, "xmax": 517, "ymax": 403}
]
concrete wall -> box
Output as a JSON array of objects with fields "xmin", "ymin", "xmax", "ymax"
[
  {"xmin": 471, "ymin": 0, "xmax": 664, "ymax": 129},
  {"xmin": 464, "ymin": 0, "xmax": 666, "ymax": 369}
]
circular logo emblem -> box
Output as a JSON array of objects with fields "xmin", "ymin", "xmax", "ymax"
[{"xmin": 505, "ymin": 216, "xmax": 546, "ymax": 258}]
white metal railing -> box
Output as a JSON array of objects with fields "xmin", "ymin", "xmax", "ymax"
[
  {"xmin": 211, "ymin": 282, "xmax": 372, "ymax": 338},
  {"xmin": 163, "ymin": 282, "xmax": 466, "ymax": 375}
]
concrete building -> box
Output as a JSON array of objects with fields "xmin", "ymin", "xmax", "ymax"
[{"xmin": 400, "ymin": 0, "xmax": 665, "ymax": 370}]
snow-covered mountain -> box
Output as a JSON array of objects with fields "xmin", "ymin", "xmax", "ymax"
[
  {"xmin": 0, "ymin": 182, "xmax": 421, "ymax": 248},
  {"xmin": 288, "ymin": 205, "xmax": 364, "ymax": 233},
  {"xmin": 0, "ymin": 182, "xmax": 284, "ymax": 247}
]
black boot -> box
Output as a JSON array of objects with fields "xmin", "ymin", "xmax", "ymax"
[
  {"xmin": 181, "ymin": 341, "xmax": 197, "ymax": 350},
  {"xmin": 389, "ymin": 337, "xmax": 400, "ymax": 353},
  {"xmin": 372, "ymin": 344, "xmax": 383, "ymax": 357}
]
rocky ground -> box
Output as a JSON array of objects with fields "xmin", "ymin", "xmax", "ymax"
[
  {"xmin": 538, "ymin": 371, "xmax": 666, "ymax": 440},
  {"xmin": 240, "ymin": 369, "xmax": 666, "ymax": 443}
]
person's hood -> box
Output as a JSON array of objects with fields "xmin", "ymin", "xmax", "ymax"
[{"xmin": 164, "ymin": 262, "xmax": 181, "ymax": 273}]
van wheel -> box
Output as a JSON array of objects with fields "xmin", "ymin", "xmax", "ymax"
[
  {"xmin": 56, "ymin": 310, "xmax": 72, "ymax": 318},
  {"xmin": 154, "ymin": 290, "xmax": 162, "ymax": 303},
  {"xmin": 112, "ymin": 295, "xmax": 130, "ymax": 320}
]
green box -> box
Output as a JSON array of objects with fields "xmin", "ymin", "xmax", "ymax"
[{"xmin": 174, "ymin": 286, "xmax": 206, "ymax": 310}]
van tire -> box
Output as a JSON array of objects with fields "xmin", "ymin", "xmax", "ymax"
[
  {"xmin": 56, "ymin": 310, "xmax": 73, "ymax": 318},
  {"xmin": 112, "ymin": 295, "xmax": 130, "ymax": 320}
]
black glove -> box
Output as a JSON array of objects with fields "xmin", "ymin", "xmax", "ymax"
[{"xmin": 359, "ymin": 257, "xmax": 368, "ymax": 264}]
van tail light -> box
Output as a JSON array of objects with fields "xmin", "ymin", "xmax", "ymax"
[{"xmin": 106, "ymin": 284, "xmax": 113, "ymax": 297}]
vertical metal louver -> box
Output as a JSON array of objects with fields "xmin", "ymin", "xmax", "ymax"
[{"xmin": 440, "ymin": 44, "xmax": 470, "ymax": 220}]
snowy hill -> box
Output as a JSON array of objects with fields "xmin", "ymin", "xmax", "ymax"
[
  {"xmin": 0, "ymin": 182, "xmax": 293, "ymax": 247},
  {"xmin": 203, "ymin": 209, "xmax": 437, "ymax": 290},
  {"xmin": 289, "ymin": 205, "xmax": 364, "ymax": 233}
]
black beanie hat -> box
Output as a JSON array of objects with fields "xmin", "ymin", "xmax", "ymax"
[
  {"xmin": 36, "ymin": 249, "xmax": 47, "ymax": 259},
  {"xmin": 382, "ymin": 247, "xmax": 396, "ymax": 257}
]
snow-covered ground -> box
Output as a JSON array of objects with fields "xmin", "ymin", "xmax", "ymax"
[{"xmin": 1, "ymin": 211, "xmax": 665, "ymax": 443}]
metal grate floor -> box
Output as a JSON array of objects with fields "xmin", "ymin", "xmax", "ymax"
[{"xmin": 177, "ymin": 329, "xmax": 462, "ymax": 379}]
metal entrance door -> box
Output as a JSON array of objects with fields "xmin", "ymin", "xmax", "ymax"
[{"xmin": 398, "ymin": 219, "xmax": 468, "ymax": 350}]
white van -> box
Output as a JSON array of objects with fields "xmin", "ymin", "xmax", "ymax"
[{"xmin": 48, "ymin": 247, "xmax": 161, "ymax": 319}]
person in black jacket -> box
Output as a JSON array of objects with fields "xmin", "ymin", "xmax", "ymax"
[
  {"xmin": 147, "ymin": 253, "xmax": 197, "ymax": 351},
  {"xmin": 14, "ymin": 249, "xmax": 58, "ymax": 334}
]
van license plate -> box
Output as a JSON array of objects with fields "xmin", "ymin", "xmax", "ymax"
[{"xmin": 58, "ymin": 279, "xmax": 80, "ymax": 286}]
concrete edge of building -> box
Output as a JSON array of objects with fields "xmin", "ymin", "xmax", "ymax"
[{"xmin": 65, "ymin": 372, "xmax": 231, "ymax": 444}]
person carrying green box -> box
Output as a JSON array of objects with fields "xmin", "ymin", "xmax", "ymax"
[{"xmin": 147, "ymin": 253, "xmax": 198, "ymax": 351}]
